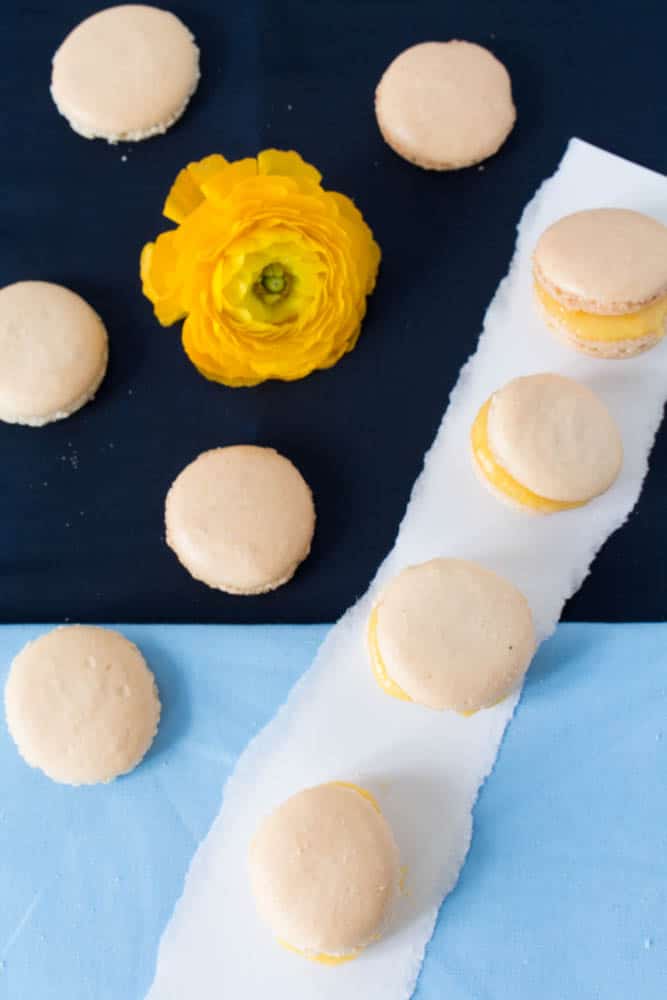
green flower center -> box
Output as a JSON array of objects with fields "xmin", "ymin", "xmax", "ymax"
[{"xmin": 254, "ymin": 262, "xmax": 293, "ymax": 305}]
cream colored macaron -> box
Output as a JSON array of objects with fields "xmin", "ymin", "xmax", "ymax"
[
  {"xmin": 375, "ymin": 40, "xmax": 516, "ymax": 170},
  {"xmin": 367, "ymin": 559, "xmax": 535, "ymax": 713},
  {"xmin": 533, "ymin": 208, "xmax": 667, "ymax": 358},
  {"xmin": 51, "ymin": 5, "xmax": 200, "ymax": 142},
  {"xmin": 4, "ymin": 626, "xmax": 160, "ymax": 785},
  {"xmin": 249, "ymin": 782, "xmax": 400, "ymax": 963},
  {"xmin": 165, "ymin": 445, "xmax": 315, "ymax": 595},
  {"xmin": 471, "ymin": 373, "xmax": 623, "ymax": 513},
  {"xmin": 0, "ymin": 281, "xmax": 108, "ymax": 426}
]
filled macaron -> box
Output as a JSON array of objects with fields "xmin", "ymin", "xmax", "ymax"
[
  {"xmin": 367, "ymin": 558, "xmax": 535, "ymax": 714},
  {"xmin": 533, "ymin": 208, "xmax": 667, "ymax": 358},
  {"xmin": 249, "ymin": 782, "xmax": 400, "ymax": 963},
  {"xmin": 471, "ymin": 373, "xmax": 623, "ymax": 513},
  {"xmin": 165, "ymin": 445, "xmax": 315, "ymax": 594},
  {"xmin": 375, "ymin": 40, "xmax": 515, "ymax": 170}
]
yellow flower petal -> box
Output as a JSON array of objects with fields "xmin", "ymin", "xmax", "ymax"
[
  {"xmin": 257, "ymin": 149, "xmax": 322, "ymax": 188},
  {"xmin": 140, "ymin": 233, "xmax": 188, "ymax": 326},
  {"xmin": 163, "ymin": 154, "xmax": 228, "ymax": 224},
  {"xmin": 199, "ymin": 159, "xmax": 259, "ymax": 206}
]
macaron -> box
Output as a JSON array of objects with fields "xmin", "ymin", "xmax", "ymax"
[
  {"xmin": 471, "ymin": 373, "xmax": 623, "ymax": 513},
  {"xmin": 375, "ymin": 40, "xmax": 516, "ymax": 170},
  {"xmin": 533, "ymin": 208, "xmax": 667, "ymax": 358},
  {"xmin": 0, "ymin": 281, "xmax": 108, "ymax": 426},
  {"xmin": 367, "ymin": 559, "xmax": 535, "ymax": 714},
  {"xmin": 165, "ymin": 445, "xmax": 315, "ymax": 595},
  {"xmin": 4, "ymin": 626, "xmax": 160, "ymax": 785},
  {"xmin": 51, "ymin": 5, "xmax": 200, "ymax": 143},
  {"xmin": 249, "ymin": 782, "xmax": 400, "ymax": 963}
]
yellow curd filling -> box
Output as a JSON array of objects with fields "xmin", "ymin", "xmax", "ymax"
[
  {"xmin": 471, "ymin": 399, "xmax": 584, "ymax": 514},
  {"xmin": 367, "ymin": 607, "xmax": 413, "ymax": 702},
  {"xmin": 535, "ymin": 280, "xmax": 667, "ymax": 343},
  {"xmin": 279, "ymin": 782, "xmax": 381, "ymax": 966}
]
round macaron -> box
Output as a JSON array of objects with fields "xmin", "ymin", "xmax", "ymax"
[
  {"xmin": 0, "ymin": 281, "xmax": 108, "ymax": 426},
  {"xmin": 165, "ymin": 445, "xmax": 315, "ymax": 595},
  {"xmin": 4, "ymin": 626, "xmax": 160, "ymax": 785},
  {"xmin": 375, "ymin": 40, "xmax": 516, "ymax": 170},
  {"xmin": 249, "ymin": 782, "xmax": 400, "ymax": 963},
  {"xmin": 533, "ymin": 208, "xmax": 667, "ymax": 358},
  {"xmin": 51, "ymin": 4, "xmax": 200, "ymax": 143},
  {"xmin": 367, "ymin": 559, "xmax": 535, "ymax": 714},
  {"xmin": 471, "ymin": 373, "xmax": 623, "ymax": 513}
]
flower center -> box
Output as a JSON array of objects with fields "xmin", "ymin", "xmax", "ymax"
[{"xmin": 254, "ymin": 262, "xmax": 293, "ymax": 305}]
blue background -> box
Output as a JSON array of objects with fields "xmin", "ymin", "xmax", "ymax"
[
  {"xmin": 1, "ymin": 0, "xmax": 667, "ymax": 623},
  {"xmin": 1, "ymin": 623, "xmax": 665, "ymax": 999}
]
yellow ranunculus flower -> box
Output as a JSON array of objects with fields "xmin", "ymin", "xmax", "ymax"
[{"xmin": 140, "ymin": 150, "xmax": 381, "ymax": 387}]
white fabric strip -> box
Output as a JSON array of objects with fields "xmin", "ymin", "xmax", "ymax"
[{"xmin": 147, "ymin": 140, "xmax": 667, "ymax": 1000}]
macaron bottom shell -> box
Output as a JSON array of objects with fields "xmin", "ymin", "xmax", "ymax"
[{"xmin": 534, "ymin": 280, "xmax": 667, "ymax": 359}]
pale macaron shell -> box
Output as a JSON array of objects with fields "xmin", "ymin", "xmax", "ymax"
[
  {"xmin": 375, "ymin": 40, "xmax": 516, "ymax": 170},
  {"xmin": 373, "ymin": 559, "xmax": 535, "ymax": 713},
  {"xmin": 249, "ymin": 783, "xmax": 400, "ymax": 956},
  {"xmin": 51, "ymin": 4, "xmax": 200, "ymax": 143},
  {"xmin": 165, "ymin": 445, "xmax": 316, "ymax": 595},
  {"xmin": 533, "ymin": 208, "xmax": 667, "ymax": 315},
  {"xmin": 4, "ymin": 626, "xmax": 160, "ymax": 786},
  {"xmin": 0, "ymin": 281, "xmax": 108, "ymax": 426},
  {"xmin": 487, "ymin": 374, "xmax": 623, "ymax": 503}
]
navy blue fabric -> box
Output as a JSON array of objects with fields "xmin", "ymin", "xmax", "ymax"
[{"xmin": 1, "ymin": 0, "xmax": 666, "ymax": 624}]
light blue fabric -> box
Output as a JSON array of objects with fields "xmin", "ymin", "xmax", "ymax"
[{"xmin": 0, "ymin": 624, "xmax": 664, "ymax": 999}]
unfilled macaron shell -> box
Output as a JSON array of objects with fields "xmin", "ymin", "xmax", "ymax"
[
  {"xmin": 373, "ymin": 559, "xmax": 535, "ymax": 712},
  {"xmin": 375, "ymin": 40, "xmax": 516, "ymax": 169},
  {"xmin": 533, "ymin": 209, "xmax": 667, "ymax": 314},
  {"xmin": 487, "ymin": 374, "xmax": 623, "ymax": 503},
  {"xmin": 4, "ymin": 626, "xmax": 160, "ymax": 785},
  {"xmin": 0, "ymin": 281, "xmax": 108, "ymax": 426},
  {"xmin": 51, "ymin": 4, "xmax": 200, "ymax": 142},
  {"xmin": 165, "ymin": 445, "xmax": 316, "ymax": 595},
  {"xmin": 249, "ymin": 783, "xmax": 400, "ymax": 956}
]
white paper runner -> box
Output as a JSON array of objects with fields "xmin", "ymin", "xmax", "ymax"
[{"xmin": 147, "ymin": 140, "xmax": 667, "ymax": 999}]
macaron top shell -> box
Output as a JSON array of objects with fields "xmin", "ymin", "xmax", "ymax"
[
  {"xmin": 488, "ymin": 374, "xmax": 623, "ymax": 503},
  {"xmin": 375, "ymin": 40, "xmax": 515, "ymax": 169},
  {"xmin": 165, "ymin": 446, "xmax": 315, "ymax": 594},
  {"xmin": 0, "ymin": 281, "xmax": 108, "ymax": 426},
  {"xmin": 4, "ymin": 626, "xmax": 160, "ymax": 785},
  {"xmin": 51, "ymin": 4, "xmax": 200, "ymax": 142},
  {"xmin": 249, "ymin": 783, "xmax": 399, "ymax": 956},
  {"xmin": 374, "ymin": 559, "xmax": 535, "ymax": 712},
  {"xmin": 533, "ymin": 209, "xmax": 667, "ymax": 315}
]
